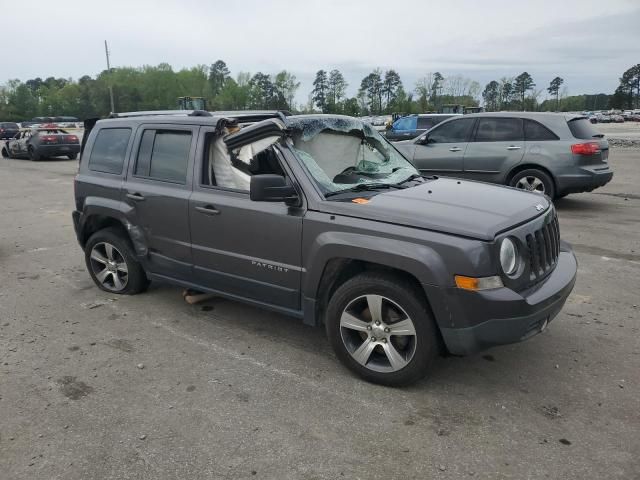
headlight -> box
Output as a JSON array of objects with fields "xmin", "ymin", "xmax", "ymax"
[{"xmin": 500, "ymin": 238, "xmax": 519, "ymax": 276}]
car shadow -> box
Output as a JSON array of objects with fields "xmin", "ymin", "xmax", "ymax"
[{"xmin": 145, "ymin": 283, "xmax": 566, "ymax": 396}]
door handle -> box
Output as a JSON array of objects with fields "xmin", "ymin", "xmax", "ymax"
[
  {"xmin": 195, "ymin": 205, "xmax": 220, "ymax": 215},
  {"xmin": 126, "ymin": 192, "xmax": 145, "ymax": 201},
  {"xmin": 449, "ymin": 147, "xmax": 462, "ymax": 152},
  {"xmin": 507, "ymin": 146, "xmax": 521, "ymax": 150}
]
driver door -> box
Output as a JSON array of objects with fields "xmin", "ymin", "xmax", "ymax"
[
  {"xmin": 410, "ymin": 117, "xmax": 476, "ymax": 176},
  {"xmin": 189, "ymin": 122, "xmax": 304, "ymax": 311}
]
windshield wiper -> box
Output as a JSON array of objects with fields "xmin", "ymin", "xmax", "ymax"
[{"xmin": 324, "ymin": 183, "xmax": 399, "ymax": 198}]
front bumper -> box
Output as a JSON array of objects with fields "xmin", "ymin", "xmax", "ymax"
[
  {"xmin": 429, "ymin": 247, "xmax": 577, "ymax": 355},
  {"xmin": 556, "ymin": 166, "xmax": 613, "ymax": 195}
]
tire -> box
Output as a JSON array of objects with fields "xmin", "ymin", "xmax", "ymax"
[
  {"xmin": 84, "ymin": 227, "xmax": 149, "ymax": 295},
  {"xmin": 509, "ymin": 168, "xmax": 555, "ymax": 199},
  {"xmin": 67, "ymin": 153, "xmax": 78, "ymax": 160},
  {"xmin": 325, "ymin": 272, "xmax": 439, "ymax": 387},
  {"xmin": 28, "ymin": 146, "xmax": 41, "ymax": 161},
  {"xmin": 1, "ymin": 147, "xmax": 9, "ymax": 159}
]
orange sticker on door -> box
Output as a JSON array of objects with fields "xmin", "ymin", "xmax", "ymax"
[{"xmin": 352, "ymin": 198, "xmax": 370, "ymax": 204}]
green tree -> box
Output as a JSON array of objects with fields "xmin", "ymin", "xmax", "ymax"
[
  {"xmin": 547, "ymin": 77, "xmax": 564, "ymax": 111},
  {"xmin": 248, "ymin": 72, "xmax": 275, "ymax": 109},
  {"xmin": 327, "ymin": 69, "xmax": 348, "ymax": 113},
  {"xmin": 312, "ymin": 70, "xmax": 329, "ymax": 112},
  {"xmin": 273, "ymin": 70, "xmax": 300, "ymax": 111},
  {"xmin": 482, "ymin": 80, "xmax": 500, "ymax": 111},
  {"xmin": 514, "ymin": 72, "xmax": 535, "ymax": 110},
  {"xmin": 359, "ymin": 69, "xmax": 383, "ymax": 114},
  {"xmin": 382, "ymin": 70, "xmax": 402, "ymax": 112},
  {"xmin": 209, "ymin": 60, "xmax": 230, "ymax": 98},
  {"xmin": 431, "ymin": 72, "xmax": 444, "ymax": 106}
]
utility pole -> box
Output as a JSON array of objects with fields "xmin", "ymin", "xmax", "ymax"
[{"xmin": 104, "ymin": 40, "xmax": 115, "ymax": 113}]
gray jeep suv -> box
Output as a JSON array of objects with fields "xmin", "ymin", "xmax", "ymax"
[
  {"xmin": 73, "ymin": 111, "xmax": 577, "ymax": 386},
  {"xmin": 395, "ymin": 112, "xmax": 613, "ymax": 199}
]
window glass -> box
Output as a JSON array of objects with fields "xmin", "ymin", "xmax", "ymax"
[
  {"xmin": 474, "ymin": 118, "xmax": 524, "ymax": 142},
  {"xmin": 567, "ymin": 118, "xmax": 601, "ymax": 140},
  {"xmin": 417, "ymin": 116, "xmax": 451, "ymax": 130},
  {"xmin": 145, "ymin": 130, "xmax": 191, "ymax": 183},
  {"xmin": 88, "ymin": 128, "xmax": 131, "ymax": 174},
  {"xmin": 428, "ymin": 118, "xmax": 475, "ymax": 143},
  {"xmin": 134, "ymin": 129, "xmax": 155, "ymax": 177},
  {"xmin": 524, "ymin": 119, "xmax": 558, "ymax": 141},
  {"xmin": 393, "ymin": 116, "xmax": 417, "ymax": 131}
]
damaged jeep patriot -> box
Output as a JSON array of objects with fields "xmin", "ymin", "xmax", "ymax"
[{"xmin": 73, "ymin": 111, "xmax": 577, "ymax": 386}]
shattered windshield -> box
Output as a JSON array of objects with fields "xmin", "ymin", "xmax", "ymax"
[{"xmin": 287, "ymin": 116, "xmax": 419, "ymax": 197}]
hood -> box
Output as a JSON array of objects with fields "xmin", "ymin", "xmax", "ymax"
[{"xmin": 319, "ymin": 178, "xmax": 551, "ymax": 241}]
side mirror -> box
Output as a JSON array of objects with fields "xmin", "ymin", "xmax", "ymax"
[
  {"xmin": 250, "ymin": 174, "xmax": 299, "ymax": 206},
  {"xmin": 418, "ymin": 135, "xmax": 430, "ymax": 145}
]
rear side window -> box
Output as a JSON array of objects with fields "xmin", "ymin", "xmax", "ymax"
[
  {"xmin": 524, "ymin": 120, "xmax": 559, "ymax": 141},
  {"xmin": 134, "ymin": 129, "xmax": 192, "ymax": 183},
  {"xmin": 474, "ymin": 118, "xmax": 524, "ymax": 142},
  {"xmin": 428, "ymin": 118, "xmax": 475, "ymax": 143},
  {"xmin": 88, "ymin": 128, "xmax": 131, "ymax": 174},
  {"xmin": 394, "ymin": 116, "xmax": 417, "ymax": 131},
  {"xmin": 568, "ymin": 118, "xmax": 601, "ymax": 140}
]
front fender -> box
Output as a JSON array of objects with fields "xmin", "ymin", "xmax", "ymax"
[{"xmin": 303, "ymin": 231, "xmax": 450, "ymax": 299}]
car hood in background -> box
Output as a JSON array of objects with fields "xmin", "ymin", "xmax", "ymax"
[{"xmin": 318, "ymin": 178, "xmax": 550, "ymax": 241}]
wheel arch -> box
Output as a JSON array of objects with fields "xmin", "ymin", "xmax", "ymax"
[
  {"xmin": 506, "ymin": 163, "xmax": 557, "ymax": 191},
  {"xmin": 79, "ymin": 206, "xmax": 147, "ymax": 257}
]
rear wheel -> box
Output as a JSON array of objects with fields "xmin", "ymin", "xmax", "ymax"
[
  {"xmin": 67, "ymin": 153, "xmax": 78, "ymax": 160},
  {"xmin": 509, "ymin": 168, "xmax": 555, "ymax": 199},
  {"xmin": 84, "ymin": 227, "xmax": 149, "ymax": 295},
  {"xmin": 1, "ymin": 147, "xmax": 9, "ymax": 158},
  {"xmin": 325, "ymin": 272, "xmax": 439, "ymax": 386},
  {"xmin": 28, "ymin": 146, "xmax": 41, "ymax": 161}
]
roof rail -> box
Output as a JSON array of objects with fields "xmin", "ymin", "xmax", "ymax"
[{"xmin": 107, "ymin": 110, "xmax": 206, "ymax": 119}]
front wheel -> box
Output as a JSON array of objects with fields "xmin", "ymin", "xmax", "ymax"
[
  {"xmin": 84, "ymin": 227, "xmax": 149, "ymax": 295},
  {"xmin": 509, "ymin": 168, "xmax": 555, "ymax": 199},
  {"xmin": 1, "ymin": 147, "xmax": 9, "ymax": 158},
  {"xmin": 325, "ymin": 272, "xmax": 439, "ymax": 387}
]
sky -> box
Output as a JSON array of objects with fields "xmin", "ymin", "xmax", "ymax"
[{"xmin": 1, "ymin": 0, "xmax": 639, "ymax": 104}]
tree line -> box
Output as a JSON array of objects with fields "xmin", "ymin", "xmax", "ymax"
[{"xmin": 1, "ymin": 60, "xmax": 638, "ymax": 121}]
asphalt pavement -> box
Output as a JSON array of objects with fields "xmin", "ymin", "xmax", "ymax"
[{"xmin": 0, "ymin": 145, "xmax": 638, "ymax": 479}]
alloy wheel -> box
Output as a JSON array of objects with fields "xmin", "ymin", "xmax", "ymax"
[
  {"xmin": 515, "ymin": 176, "xmax": 545, "ymax": 194},
  {"xmin": 340, "ymin": 294, "xmax": 417, "ymax": 373},
  {"xmin": 89, "ymin": 242, "xmax": 129, "ymax": 292}
]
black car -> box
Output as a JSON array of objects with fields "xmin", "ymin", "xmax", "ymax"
[
  {"xmin": 72, "ymin": 111, "xmax": 577, "ymax": 386},
  {"xmin": 1, "ymin": 128, "xmax": 80, "ymax": 160},
  {"xmin": 0, "ymin": 122, "xmax": 19, "ymax": 140}
]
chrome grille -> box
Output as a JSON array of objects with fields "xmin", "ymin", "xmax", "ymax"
[{"xmin": 526, "ymin": 213, "xmax": 560, "ymax": 283}]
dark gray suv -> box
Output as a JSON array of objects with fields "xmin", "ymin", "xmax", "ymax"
[
  {"xmin": 395, "ymin": 112, "xmax": 613, "ymax": 199},
  {"xmin": 73, "ymin": 111, "xmax": 577, "ymax": 386}
]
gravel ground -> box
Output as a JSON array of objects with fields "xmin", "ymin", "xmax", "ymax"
[{"xmin": 0, "ymin": 147, "xmax": 639, "ymax": 479}]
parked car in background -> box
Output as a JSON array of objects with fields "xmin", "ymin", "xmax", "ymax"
[
  {"xmin": 0, "ymin": 122, "xmax": 19, "ymax": 139},
  {"xmin": 394, "ymin": 112, "xmax": 613, "ymax": 199},
  {"xmin": 385, "ymin": 114, "xmax": 460, "ymax": 141},
  {"xmin": 611, "ymin": 114, "xmax": 625, "ymax": 123},
  {"xmin": 1, "ymin": 128, "xmax": 80, "ymax": 160}
]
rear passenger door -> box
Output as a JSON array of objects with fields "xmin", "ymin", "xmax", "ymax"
[
  {"xmin": 410, "ymin": 117, "xmax": 475, "ymax": 175},
  {"xmin": 463, "ymin": 117, "xmax": 525, "ymax": 183},
  {"xmin": 124, "ymin": 124, "xmax": 198, "ymax": 280}
]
